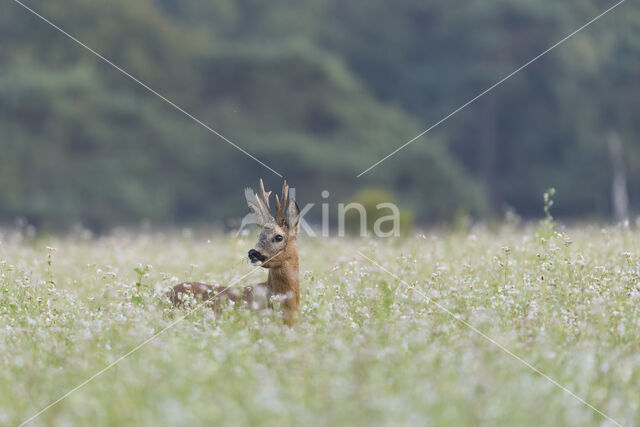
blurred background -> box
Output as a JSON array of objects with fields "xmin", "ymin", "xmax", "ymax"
[{"xmin": 1, "ymin": 0, "xmax": 639, "ymax": 231}]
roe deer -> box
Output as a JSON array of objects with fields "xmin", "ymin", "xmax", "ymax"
[{"xmin": 169, "ymin": 179, "xmax": 301, "ymax": 326}]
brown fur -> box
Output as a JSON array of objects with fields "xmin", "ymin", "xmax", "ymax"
[
  {"xmin": 168, "ymin": 282, "xmax": 261, "ymax": 310},
  {"xmin": 263, "ymin": 237, "xmax": 299, "ymax": 326},
  {"xmin": 169, "ymin": 179, "xmax": 300, "ymax": 326}
]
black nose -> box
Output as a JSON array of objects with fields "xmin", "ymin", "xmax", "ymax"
[{"xmin": 248, "ymin": 249, "xmax": 263, "ymax": 261}]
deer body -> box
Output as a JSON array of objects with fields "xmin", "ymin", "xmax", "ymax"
[{"xmin": 170, "ymin": 179, "xmax": 300, "ymax": 326}]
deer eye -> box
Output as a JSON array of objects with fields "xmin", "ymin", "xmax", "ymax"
[{"xmin": 274, "ymin": 234, "xmax": 284, "ymax": 242}]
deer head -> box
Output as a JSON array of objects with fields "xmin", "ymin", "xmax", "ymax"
[{"xmin": 245, "ymin": 179, "xmax": 300, "ymax": 268}]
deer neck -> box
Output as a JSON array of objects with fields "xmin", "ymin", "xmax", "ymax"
[{"xmin": 267, "ymin": 241, "xmax": 299, "ymax": 303}]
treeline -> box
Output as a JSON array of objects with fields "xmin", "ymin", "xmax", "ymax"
[{"xmin": 1, "ymin": 0, "xmax": 638, "ymax": 230}]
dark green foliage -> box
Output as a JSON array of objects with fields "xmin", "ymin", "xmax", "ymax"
[
  {"xmin": 341, "ymin": 188, "xmax": 416, "ymax": 236},
  {"xmin": 1, "ymin": 0, "xmax": 638, "ymax": 229}
]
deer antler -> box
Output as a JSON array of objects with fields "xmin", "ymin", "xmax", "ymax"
[
  {"xmin": 275, "ymin": 180, "xmax": 289, "ymax": 225},
  {"xmin": 246, "ymin": 179, "xmax": 293, "ymax": 227},
  {"xmin": 245, "ymin": 181, "xmax": 274, "ymax": 226},
  {"xmin": 259, "ymin": 178, "xmax": 272, "ymax": 211}
]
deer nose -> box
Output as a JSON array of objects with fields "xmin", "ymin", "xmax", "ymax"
[{"xmin": 248, "ymin": 249, "xmax": 262, "ymax": 261}]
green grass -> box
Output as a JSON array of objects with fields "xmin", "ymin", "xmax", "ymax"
[{"xmin": 1, "ymin": 224, "xmax": 639, "ymax": 426}]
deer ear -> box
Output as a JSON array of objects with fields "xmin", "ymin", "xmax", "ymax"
[{"xmin": 286, "ymin": 201, "xmax": 300, "ymax": 236}]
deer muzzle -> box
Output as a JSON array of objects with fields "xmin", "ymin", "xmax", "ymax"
[{"xmin": 248, "ymin": 249, "xmax": 266, "ymax": 265}]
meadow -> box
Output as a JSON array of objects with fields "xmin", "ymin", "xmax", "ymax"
[{"xmin": 1, "ymin": 222, "xmax": 639, "ymax": 426}]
